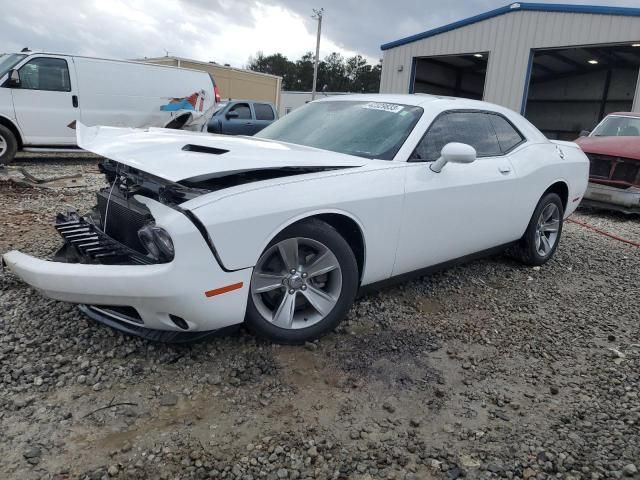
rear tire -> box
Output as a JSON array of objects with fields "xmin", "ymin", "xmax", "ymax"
[
  {"xmin": 0, "ymin": 124, "xmax": 18, "ymax": 165},
  {"xmin": 514, "ymin": 192, "xmax": 564, "ymax": 266},
  {"xmin": 245, "ymin": 219, "xmax": 358, "ymax": 344}
]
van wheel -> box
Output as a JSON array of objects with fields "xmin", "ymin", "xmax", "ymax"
[{"xmin": 0, "ymin": 125, "xmax": 18, "ymax": 165}]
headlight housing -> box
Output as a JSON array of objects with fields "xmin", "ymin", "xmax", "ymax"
[{"xmin": 138, "ymin": 225, "xmax": 174, "ymax": 262}]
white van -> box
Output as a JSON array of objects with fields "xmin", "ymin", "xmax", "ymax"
[{"xmin": 0, "ymin": 52, "xmax": 219, "ymax": 164}]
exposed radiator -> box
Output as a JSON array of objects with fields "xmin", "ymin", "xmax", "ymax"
[{"xmin": 96, "ymin": 190, "xmax": 153, "ymax": 254}]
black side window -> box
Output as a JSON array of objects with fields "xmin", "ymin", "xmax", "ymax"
[
  {"xmin": 229, "ymin": 103, "xmax": 251, "ymax": 120},
  {"xmin": 254, "ymin": 103, "xmax": 275, "ymax": 121},
  {"xmin": 412, "ymin": 112, "xmax": 501, "ymax": 162},
  {"xmin": 488, "ymin": 114, "xmax": 524, "ymax": 153},
  {"xmin": 18, "ymin": 58, "xmax": 71, "ymax": 92}
]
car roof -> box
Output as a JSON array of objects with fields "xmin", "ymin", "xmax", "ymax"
[
  {"xmin": 313, "ymin": 93, "xmax": 512, "ymax": 111},
  {"xmin": 315, "ymin": 93, "xmax": 528, "ymax": 119},
  {"xmin": 313, "ymin": 93, "xmax": 445, "ymax": 107},
  {"xmin": 313, "ymin": 93, "xmax": 547, "ymax": 142},
  {"xmin": 607, "ymin": 112, "xmax": 640, "ymax": 118}
]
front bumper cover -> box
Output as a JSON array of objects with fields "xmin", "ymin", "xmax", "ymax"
[
  {"xmin": 78, "ymin": 305, "xmax": 232, "ymax": 343},
  {"xmin": 2, "ymin": 196, "xmax": 252, "ymax": 335},
  {"xmin": 583, "ymin": 182, "xmax": 640, "ymax": 214}
]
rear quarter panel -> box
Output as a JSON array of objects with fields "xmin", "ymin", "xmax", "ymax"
[
  {"xmin": 509, "ymin": 141, "xmax": 589, "ymax": 235},
  {"xmin": 188, "ymin": 163, "xmax": 406, "ymax": 285}
]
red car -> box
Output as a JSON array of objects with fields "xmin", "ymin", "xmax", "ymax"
[{"xmin": 575, "ymin": 112, "xmax": 640, "ymax": 214}]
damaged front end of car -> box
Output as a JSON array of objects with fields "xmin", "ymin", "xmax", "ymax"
[
  {"xmin": 52, "ymin": 154, "xmax": 348, "ymax": 266},
  {"xmin": 1, "ymin": 158, "xmax": 254, "ymax": 342},
  {"xmin": 52, "ymin": 160, "xmax": 208, "ymax": 266},
  {"xmin": 582, "ymin": 154, "xmax": 640, "ymax": 214},
  {"xmin": 2, "ymin": 123, "xmax": 366, "ymax": 341}
]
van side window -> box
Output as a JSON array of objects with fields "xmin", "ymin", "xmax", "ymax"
[
  {"xmin": 411, "ymin": 112, "xmax": 501, "ymax": 162},
  {"xmin": 18, "ymin": 58, "xmax": 71, "ymax": 92},
  {"xmin": 254, "ymin": 103, "xmax": 275, "ymax": 121},
  {"xmin": 229, "ymin": 103, "xmax": 252, "ymax": 120}
]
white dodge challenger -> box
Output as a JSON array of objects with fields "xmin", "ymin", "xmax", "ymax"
[{"xmin": 2, "ymin": 94, "xmax": 589, "ymax": 343}]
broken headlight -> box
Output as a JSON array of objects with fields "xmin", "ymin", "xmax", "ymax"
[{"xmin": 138, "ymin": 225, "xmax": 175, "ymax": 261}]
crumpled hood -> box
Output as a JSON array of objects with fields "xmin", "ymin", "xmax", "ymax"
[
  {"xmin": 77, "ymin": 123, "xmax": 366, "ymax": 183},
  {"xmin": 575, "ymin": 136, "xmax": 640, "ymax": 162}
]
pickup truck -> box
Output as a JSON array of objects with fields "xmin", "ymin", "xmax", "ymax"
[{"xmin": 207, "ymin": 100, "xmax": 277, "ymax": 135}]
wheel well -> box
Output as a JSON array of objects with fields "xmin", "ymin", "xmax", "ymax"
[
  {"xmin": 0, "ymin": 116, "xmax": 22, "ymax": 148},
  {"xmin": 301, "ymin": 214, "xmax": 366, "ymax": 283},
  {"xmin": 544, "ymin": 182, "xmax": 568, "ymax": 211}
]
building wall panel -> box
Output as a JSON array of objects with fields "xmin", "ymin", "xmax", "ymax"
[{"xmin": 380, "ymin": 10, "xmax": 640, "ymax": 112}]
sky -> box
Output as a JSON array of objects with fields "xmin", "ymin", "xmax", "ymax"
[{"xmin": 1, "ymin": 0, "xmax": 638, "ymax": 68}]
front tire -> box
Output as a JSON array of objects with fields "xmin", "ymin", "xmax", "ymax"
[
  {"xmin": 0, "ymin": 124, "xmax": 18, "ymax": 165},
  {"xmin": 245, "ymin": 219, "xmax": 358, "ymax": 344},
  {"xmin": 515, "ymin": 192, "xmax": 564, "ymax": 266}
]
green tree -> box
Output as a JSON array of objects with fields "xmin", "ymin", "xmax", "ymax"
[
  {"xmin": 294, "ymin": 52, "xmax": 315, "ymax": 91},
  {"xmin": 247, "ymin": 52, "xmax": 381, "ymax": 93},
  {"xmin": 247, "ymin": 52, "xmax": 297, "ymax": 89},
  {"xmin": 322, "ymin": 52, "xmax": 347, "ymax": 91}
]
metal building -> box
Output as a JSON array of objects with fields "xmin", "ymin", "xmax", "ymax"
[{"xmin": 380, "ymin": 3, "xmax": 640, "ymax": 139}]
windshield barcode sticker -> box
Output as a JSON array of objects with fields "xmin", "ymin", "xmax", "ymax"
[{"xmin": 362, "ymin": 102, "xmax": 404, "ymax": 113}]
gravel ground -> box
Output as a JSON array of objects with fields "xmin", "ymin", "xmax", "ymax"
[{"xmin": 1, "ymin": 154, "xmax": 639, "ymax": 480}]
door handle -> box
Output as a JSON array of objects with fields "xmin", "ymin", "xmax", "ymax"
[
  {"xmin": 72, "ymin": 95, "xmax": 78, "ymax": 108},
  {"xmin": 498, "ymin": 165, "xmax": 512, "ymax": 174}
]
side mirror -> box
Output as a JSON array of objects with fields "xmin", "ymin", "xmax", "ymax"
[
  {"xmin": 578, "ymin": 130, "xmax": 591, "ymax": 137},
  {"xmin": 226, "ymin": 111, "xmax": 239, "ymax": 119},
  {"xmin": 430, "ymin": 142, "xmax": 477, "ymax": 173},
  {"xmin": 8, "ymin": 69, "xmax": 20, "ymax": 87}
]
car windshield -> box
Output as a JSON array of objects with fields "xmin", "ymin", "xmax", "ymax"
[
  {"xmin": 0, "ymin": 53, "xmax": 27, "ymax": 78},
  {"xmin": 255, "ymin": 100, "xmax": 423, "ymax": 160},
  {"xmin": 592, "ymin": 115, "xmax": 640, "ymax": 137}
]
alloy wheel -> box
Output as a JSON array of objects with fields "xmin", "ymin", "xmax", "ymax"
[
  {"xmin": 535, "ymin": 203, "xmax": 560, "ymax": 257},
  {"xmin": 251, "ymin": 237, "xmax": 342, "ymax": 329},
  {"xmin": 0, "ymin": 134, "xmax": 6, "ymax": 157}
]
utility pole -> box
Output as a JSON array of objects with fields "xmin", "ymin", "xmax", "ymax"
[{"xmin": 311, "ymin": 8, "xmax": 323, "ymax": 100}]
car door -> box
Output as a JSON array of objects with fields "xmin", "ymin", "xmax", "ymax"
[
  {"xmin": 251, "ymin": 102, "xmax": 276, "ymax": 134},
  {"xmin": 393, "ymin": 110, "xmax": 524, "ymax": 276},
  {"xmin": 222, "ymin": 102, "xmax": 254, "ymax": 135},
  {"xmin": 10, "ymin": 56, "xmax": 79, "ymax": 145}
]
